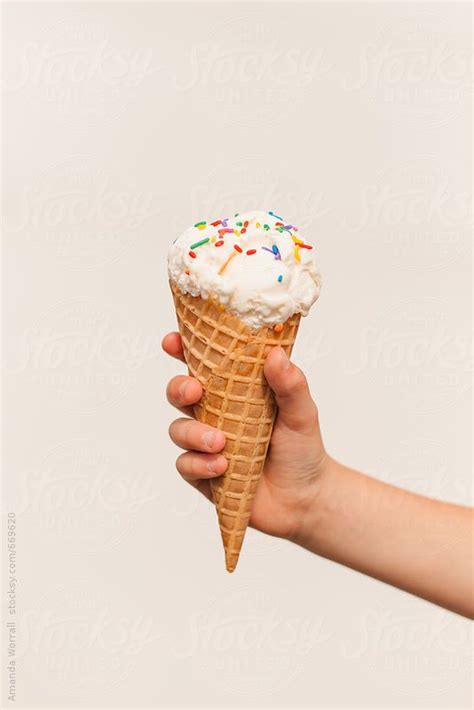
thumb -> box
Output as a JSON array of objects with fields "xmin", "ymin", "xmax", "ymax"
[{"xmin": 264, "ymin": 346, "xmax": 318, "ymax": 432}]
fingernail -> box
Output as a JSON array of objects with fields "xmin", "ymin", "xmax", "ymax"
[
  {"xmin": 202, "ymin": 431, "xmax": 216, "ymax": 449},
  {"xmin": 278, "ymin": 347, "xmax": 290, "ymax": 370},
  {"xmin": 179, "ymin": 381, "xmax": 189, "ymax": 399}
]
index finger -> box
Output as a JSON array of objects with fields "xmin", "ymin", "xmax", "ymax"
[{"xmin": 162, "ymin": 331, "xmax": 186, "ymax": 363}]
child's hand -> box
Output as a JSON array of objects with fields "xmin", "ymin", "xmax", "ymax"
[
  {"xmin": 162, "ymin": 331, "xmax": 328, "ymax": 542},
  {"xmin": 163, "ymin": 330, "xmax": 473, "ymax": 618}
]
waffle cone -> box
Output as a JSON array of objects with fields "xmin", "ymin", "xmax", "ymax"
[{"xmin": 171, "ymin": 281, "xmax": 300, "ymax": 572}]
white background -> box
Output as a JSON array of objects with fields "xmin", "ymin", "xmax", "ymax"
[{"xmin": 2, "ymin": 1, "xmax": 472, "ymax": 707}]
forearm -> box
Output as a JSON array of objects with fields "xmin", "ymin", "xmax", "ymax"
[{"xmin": 297, "ymin": 458, "xmax": 473, "ymax": 618}]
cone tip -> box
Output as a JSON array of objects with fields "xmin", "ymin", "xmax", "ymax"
[{"xmin": 225, "ymin": 551, "xmax": 238, "ymax": 573}]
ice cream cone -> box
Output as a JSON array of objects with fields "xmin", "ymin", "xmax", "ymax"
[
  {"xmin": 167, "ymin": 210, "xmax": 320, "ymax": 570},
  {"xmin": 171, "ymin": 281, "xmax": 301, "ymax": 572}
]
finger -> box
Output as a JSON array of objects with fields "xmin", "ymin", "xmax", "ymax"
[
  {"xmin": 176, "ymin": 451, "xmax": 228, "ymax": 481},
  {"xmin": 169, "ymin": 418, "xmax": 226, "ymax": 453},
  {"xmin": 162, "ymin": 332, "xmax": 186, "ymax": 363},
  {"xmin": 166, "ymin": 375, "xmax": 203, "ymax": 416},
  {"xmin": 264, "ymin": 347, "xmax": 318, "ymax": 433}
]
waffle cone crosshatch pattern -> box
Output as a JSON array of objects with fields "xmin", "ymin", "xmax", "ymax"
[{"xmin": 171, "ymin": 282, "xmax": 300, "ymax": 571}]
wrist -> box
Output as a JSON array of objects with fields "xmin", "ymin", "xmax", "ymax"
[{"xmin": 288, "ymin": 453, "xmax": 341, "ymax": 550}]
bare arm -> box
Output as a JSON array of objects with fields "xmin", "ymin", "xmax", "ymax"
[
  {"xmin": 296, "ymin": 459, "xmax": 474, "ymax": 618},
  {"xmin": 163, "ymin": 332, "xmax": 473, "ymax": 618}
]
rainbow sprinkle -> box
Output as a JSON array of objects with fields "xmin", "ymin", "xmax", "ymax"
[
  {"xmin": 180, "ymin": 212, "xmax": 314, "ymax": 275},
  {"xmin": 262, "ymin": 245, "xmax": 281, "ymax": 260},
  {"xmin": 218, "ymin": 250, "xmax": 237, "ymax": 275},
  {"xmin": 274, "ymin": 323, "xmax": 284, "ymax": 333},
  {"xmin": 190, "ymin": 237, "xmax": 210, "ymax": 250}
]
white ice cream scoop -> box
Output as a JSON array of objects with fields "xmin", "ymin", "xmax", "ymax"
[{"xmin": 168, "ymin": 209, "xmax": 321, "ymax": 330}]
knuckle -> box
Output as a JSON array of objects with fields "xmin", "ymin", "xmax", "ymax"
[
  {"xmin": 175, "ymin": 453, "xmax": 186, "ymax": 475},
  {"xmin": 168, "ymin": 417, "xmax": 185, "ymax": 441},
  {"xmin": 176, "ymin": 453, "xmax": 201, "ymax": 480},
  {"xmin": 290, "ymin": 366, "xmax": 308, "ymax": 393},
  {"xmin": 190, "ymin": 455, "xmax": 202, "ymax": 477},
  {"xmin": 182, "ymin": 418, "xmax": 197, "ymax": 443},
  {"xmin": 166, "ymin": 378, "xmax": 178, "ymax": 402}
]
